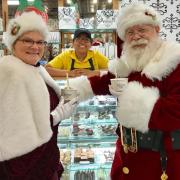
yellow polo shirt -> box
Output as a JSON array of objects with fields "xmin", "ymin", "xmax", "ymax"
[{"xmin": 47, "ymin": 49, "xmax": 108, "ymax": 70}]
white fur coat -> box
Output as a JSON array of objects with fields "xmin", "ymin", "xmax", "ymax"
[{"xmin": 0, "ymin": 55, "xmax": 61, "ymax": 161}]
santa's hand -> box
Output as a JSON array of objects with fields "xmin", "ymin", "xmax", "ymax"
[
  {"xmin": 109, "ymin": 85, "xmax": 123, "ymax": 97},
  {"xmin": 51, "ymin": 96, "xmax": 79, "ymax": 125}
]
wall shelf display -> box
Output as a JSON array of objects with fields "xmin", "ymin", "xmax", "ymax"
[
  {"xmin": 56, "ymin": 80, "xmax": 118, "ymax": 180},
  {"xmin": 58, "ymin": 7, "xmax": 78, "ymax": 29},
  {"xmin": 48, "ymin": 31, "xmax": 60, "ymax": 44},
  {"xmin": 96, "ymin": 9, "xmax": 119, "ymax": 30},
  {"xmin": 79, "ymin": 17, "xmax": 94, "ymax": 29}
]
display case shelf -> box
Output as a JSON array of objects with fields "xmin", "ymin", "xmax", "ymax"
[
  {"xmin": 58, "ymin": 135, "xmax": 117, "ymax": 144},
  {"xmin": 60, "ymin": 145, "xmax": 115, "ymax": 180},
  {"xmin": 68, "ymin": 162, "xmax": 112, "ymax": 171},
  {"xmin": 60, "ymin": 145, "xmax": 115, "ymax": 169},
  {"xmin": 57, "ymin": 80, "xmax": 117, "ymax": 180}
]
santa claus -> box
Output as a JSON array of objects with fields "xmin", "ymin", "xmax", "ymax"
[{"xmin": 69, "ymin": 3, "xmax": 180, "ymax": 180}]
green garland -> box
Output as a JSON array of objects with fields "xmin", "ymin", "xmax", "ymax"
[{"xmin": 17, "ymin": 0, "xmax": 45, "ymax": 12}]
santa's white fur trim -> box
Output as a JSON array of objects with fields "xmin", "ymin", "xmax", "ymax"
[
  {"xmin": 109, "ymin": 41, "xmax": 180, "ymax": 81},
  {"xmin": 69, "ymin": 76, "xmax": 94, "ymax": 101},
  {"xmin": 108, "ymin": 58, "xmax": 131, "ymax": 78},
  {"xmin": 116, "ymin": 81, "xmax": 159, "ymax": 132},
  {"xmin": 117, "ymin": 3, "xmax": 160, "ymax": 40},
  {"xmin": 143, "ymin": 41, "xmax": 180, "ymax": 80},
  {"xmin": 100, "ymin": 70, "xmax": 108, "ymax": 76}
]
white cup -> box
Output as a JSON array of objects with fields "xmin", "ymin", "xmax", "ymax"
[
  {"xmin": 61, "ymin": 88, "xmax": 78, "ymax": 103},
  {"xmin": 110, "ymin": 78, "xmax": 128, "ymax": 92}
]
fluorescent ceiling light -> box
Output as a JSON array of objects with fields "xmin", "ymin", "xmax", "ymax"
[
  {"xmin": 67, "ymin": 0, "xmax": 71, "ymax": 5},
  {"xmin": 8, "ymin": 1, "xmax": 19, "ymax": 5},
  {"xmin": 8, "ymin": 0, "xmax": 34, "ymax": 6}
]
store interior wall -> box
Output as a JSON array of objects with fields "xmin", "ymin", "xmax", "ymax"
[
  {"xmin": 120, "ymin": 0, "xmax": 180, "ymax": 42},
  {"xmin": 1, "ymin": 0, "xmax": 180, "ymax": 43},
  {"xmin": 0, "ymin": 0, "xmax": 118, "ymax": 59},
  {"xmin": 1, "ymin": 0, "xmax": 113, "ymax": 19}
]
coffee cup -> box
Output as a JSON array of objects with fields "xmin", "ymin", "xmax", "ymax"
[
  {"xmin": 110, "ymin": 78, "xmax": 128, "ymax": 92},
  {"xmin": 61, "ymin": 88, "xmax": 78, "ymax": 103}
]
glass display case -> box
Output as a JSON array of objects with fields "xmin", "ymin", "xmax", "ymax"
[{"xmin": 56, "ymin": 80, "xmax": 118, "ymax": 180}]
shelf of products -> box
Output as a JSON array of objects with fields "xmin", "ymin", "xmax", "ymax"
[{"xmin": 57, "ymin": 80, "xmax": 118, "ymax": 180}]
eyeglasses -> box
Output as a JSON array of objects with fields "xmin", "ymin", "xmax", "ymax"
[
  {"xmin": 126, "ymin": 26, "xmax": 154, "ymax": 38},
  {"xmin": 17, "ymin": 39, "xmax": 47, "ymax": 47},
  {"xmin": 75, "ymin": 37, "xmax": 91, "ymax": 43}
]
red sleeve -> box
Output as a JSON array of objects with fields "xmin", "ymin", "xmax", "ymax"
[{"xmin": 88, "ymin": 72, "xmax": 115, "ymax": 95}]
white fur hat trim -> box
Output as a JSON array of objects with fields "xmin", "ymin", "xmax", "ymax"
[
  {"xmin": 4, "ymin": 11, "xmax": 49, "ymax": 51},
  {"xmin": 117, "ymin": 3, "xmax": 160, "ymax": 40}
]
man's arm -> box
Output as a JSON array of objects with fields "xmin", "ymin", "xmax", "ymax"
[
  {"xmin": 45, "ymin": 50, "xmax": 71, "ymax": 77},
  {"xmin": 45, "ymin": 65, "xmax": 98, "ymax": 77},
  {"xmin": 45, "ymin": 64, "xmax": 69, "ymax": 77}
]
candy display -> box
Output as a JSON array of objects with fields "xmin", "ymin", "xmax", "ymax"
[
  {"xmin": 60, "ymin": 150, "xmax": 71, "ymax": 165},
  {"xmin": 72, "ymin": 123, "xmax": 94, "ymax": 136},
  {"xmin": 85, "ymin": 96, "xmax": 117, "ymax": 106},
  {"xmin": 57, "ymin": 92, "xmax": 117, "ymax": 179},
  {"xmin": 103, "ymin": 150, "xmax": 114, "ymax": 162},
  {"xmin": 74, "ymin": 170, "xmax": 95, "ymax": 180},
  {"xmin": 74, "ymin": 148, "xmax": 94, "ymax": 163},
  {"xmin": 97, "ymin": 168, "xmax": 109, "ymax": 180},
  {"xmin": 99, "ymin": 125, "xmax": 117, "ymax": 136},
  {"xmin": 58, "ymin": 126, "xmax": 71, "ymax": 137}
]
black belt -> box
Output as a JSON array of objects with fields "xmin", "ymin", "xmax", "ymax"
[
  {"xmin": 121, "ymin": 128, "xmax": 180, "ymax": 151},
  {"xmin": 126, "ymin": 128, "xmax": 163, "ymax": 151},
  {"xmin": 119, "ymin": 126, "xmax": 180, "ymax": 180}
]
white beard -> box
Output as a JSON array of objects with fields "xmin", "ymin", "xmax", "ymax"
[{"xmin": 122, "ymin": 37, "xmax": 162, "ymax": 72}]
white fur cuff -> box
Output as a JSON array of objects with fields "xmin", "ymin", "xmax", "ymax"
[
  {"xmin": 69, "ymin": 76, "xmax": 94, "ymax": 101},
  {"xmin": 108, "ymin": 58, "xmax": 131, "ymax": 78},
  {"xmin": 116, "ymin": 81, "xmax": 159, "ymax": 132}
]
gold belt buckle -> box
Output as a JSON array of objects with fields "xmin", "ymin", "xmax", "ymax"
[
  {"xmin": 120, "ymin": 125, "xmax": 129, "ymax": 153},
  {"xmin": 120, "ymin": 125, "xmax": 138, "ymax": 153},
  {"xmin": 128, "ymin": 128, "xmax": 138, "ymax": 153}
]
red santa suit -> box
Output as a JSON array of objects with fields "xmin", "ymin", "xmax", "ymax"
[{"xmin": 69, "ymin": 41, "xmax": 180, "ymax": 180}]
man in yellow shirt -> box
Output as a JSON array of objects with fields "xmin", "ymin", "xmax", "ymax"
[{"xmin": 45, "ymin": 29, "xmax": 109, "ymax": 77}]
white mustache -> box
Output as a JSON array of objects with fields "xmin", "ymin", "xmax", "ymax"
[{"xmin": 130, "ymin": 39, "xmax": 148, "ymax": 47}]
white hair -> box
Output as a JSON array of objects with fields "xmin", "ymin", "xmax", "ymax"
[{"xmin": 122, "ymin": 37, "xmax": 163, "ymax": 71}]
